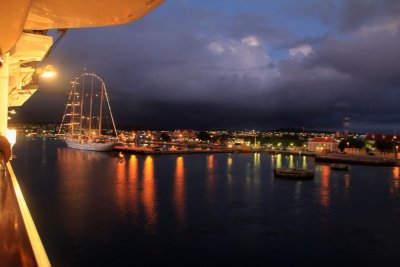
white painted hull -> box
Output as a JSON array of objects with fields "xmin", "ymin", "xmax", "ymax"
[{"xmin": 65, "ymin": 139, "xmax": 115, "ymax": 152}]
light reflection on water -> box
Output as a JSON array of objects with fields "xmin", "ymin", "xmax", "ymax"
[
  {"xmin": 319, "ymin": 165, "xmax": 331, "ymax": 208},
  {"xmin": 11, "ymin": 138, "xmax": 400, "ymax": 266},
  {"xmin": 174, "ymin": 156, "xmax": 185, "ymax": 228},
  {"xmin": 142, "ymin": 156, "xmax": 157, "ymax": 233},
  {"xmin": 207, "ymin": 155, "xmax": 215, "ymax": 201},
  {"xmin": 128, "ymin": 155, "xmax": 139, "ymax": 217},
  {"xmin": 391, "ymin": 167, "xmax": 400, "ymax": 195}
]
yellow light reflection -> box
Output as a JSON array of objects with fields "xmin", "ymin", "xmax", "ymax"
[
  {"xmin": 320, "ymin": 165, "xmax": 330, "ymax": 208},
  {"xmin": 142, "ymin": 156, "xmax": 157, "ymax": 232},
  {"xmin": 276, "ymin": 154, "xmax": 282, "ymax": 169},
  {"xmin": 253, "ymin": 153, "xmax": 260, "ymax": 168},
  {"xmin": 289, "ymin": 155, "xmax": 294, "ymax": 169},
  {"xmin": 271, "ymin": 154, "xmax": 275, "ymax": 169},
  {"xmin": 227, "ymin": 156, "xmax": 233, "ymax": 170},
  {"xmin": 302, "ymin": 156, "xmax": 307, "ymax": 169},
  {"xmin": 227, "ymin": 156, "xmax": 233, "ymax": 184},
  {"xmin": 174, "ymin": 157, "xmax": 185, "ymax": 227}
]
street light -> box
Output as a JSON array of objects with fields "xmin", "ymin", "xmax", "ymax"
[{"xmin": 253, "ymin": 129, "xmax": 256, "ymax": 147}]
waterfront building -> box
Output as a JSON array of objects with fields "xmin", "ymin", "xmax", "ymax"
[
  {"xmin": 172, "ymin": 129, "xmax": 196, "ymax": 142},
  {"xmin": 365, "ymin": 134, "xmax": 398, "ymax": 143},
  {"xmin": 307, "ymin": 137, "xmax": 339, "ymax": 153}
]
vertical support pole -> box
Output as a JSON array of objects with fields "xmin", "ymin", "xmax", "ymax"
[
  {"xmin": 71, "ymin": 83, "xmax": 76, "ymax": 135},
  {"xmin": 0, "ymin": 53, "xmax": 9, "ymax": 136},
  {"xmin": 98, "ymin": 82, "xmax": 104, "ymax": 136},
  {"xmin": 88, "ymin": 74, "xmax": 94, "ymax": 137}
]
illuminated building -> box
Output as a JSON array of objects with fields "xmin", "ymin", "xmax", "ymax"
[{"xmin": 307, "ymin": 137, "xmax": 339, "ymax": 153}]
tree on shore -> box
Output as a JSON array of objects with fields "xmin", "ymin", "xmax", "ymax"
[
  {"xmin": 160, "ymin": 132, "xmax": 171, "ymax": 142},
  {"xmin": 338, "ymin": 138, "xmax": 365, "ymax": 152},
  {"xmin": 198, "ymin": 131, "xmax": 211, "ymax": 142},
  {"xmin": 375, "ymin": 140, "xmax": 394, "ymax": 152}
]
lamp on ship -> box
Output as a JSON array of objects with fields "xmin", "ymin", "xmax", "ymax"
[
  {"xmin": 6, "ymin": 129, "xmax": 16, "ymax": 148},
  {"xmin": 36, "ymin": 64, "xmax": 57, "ymax": 78}
]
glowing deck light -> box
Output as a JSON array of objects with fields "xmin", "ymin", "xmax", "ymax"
[
  {"xmin": 38, "ymin": 65, "xmax": 57, "ymax": 78},
  {"xmin": 6, "ymin": 129, "xmax": 16, "ymax": 147}
]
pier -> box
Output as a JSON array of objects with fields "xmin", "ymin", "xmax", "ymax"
[
  {"xmin": 315, "ymin": 153, "xmax": 399, "ymax": 166},
  {"xmin": 114, "ymin": 145, "xmax": 400, "ymax": 166}
]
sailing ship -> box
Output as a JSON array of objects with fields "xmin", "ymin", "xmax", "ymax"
[{"xmin": 58, "ymin": 71, "xmax": 118, "ymax": 151}]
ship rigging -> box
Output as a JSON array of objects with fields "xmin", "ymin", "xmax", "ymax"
[{"xmin": 58, "ymin": 71, "xmax": 118, "ymax": 151}]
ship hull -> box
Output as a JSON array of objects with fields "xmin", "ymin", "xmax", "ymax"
[{"xmin": 65, "ymin": 139, "xmax": 115, "ymax": 152}]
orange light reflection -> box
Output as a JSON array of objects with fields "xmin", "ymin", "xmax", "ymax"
[
  {"xmin": 142, "ymin": 156, "xmax": 157, "ymax": 232},
  {"xmin": 208, "ymin": 155, "xmax": 214, "ymax": 170},
  {"xmin": 391, "ymin": 167, "xmax": 400, "ymax": 195},
  {"xmin": 344, "ymin": 174, "xmax": 350, "ymax": 191},
  {"xmin": 128, "ymin": 155, "xmax": 139, "ymax": 214},
  {"xmin": 207, "ymin": 155, "xmax": 215, "ymax": 201},
  {"xmin": 174, "ymin": 157, "xmax": 185, "ymax": 227},
  {"xmin": 115, "ymin": 157, "xmax": 126, "ymax": 213},
  {"xmin": 57, "ymin": 148, "xmax": 91, "ymax": 235},
  {"xmin": 320, "ymin": 165, "xmax": 330, "ymax": 208}
]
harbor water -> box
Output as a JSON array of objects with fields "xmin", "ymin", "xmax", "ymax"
[{"xmin": 11, "ymin": 137, "xmax": 400, "ymax": 266}]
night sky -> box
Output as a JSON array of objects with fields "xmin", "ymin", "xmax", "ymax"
[{"xmin": 16, "ymin": 0, "xmax": 400, "ymax": 132}]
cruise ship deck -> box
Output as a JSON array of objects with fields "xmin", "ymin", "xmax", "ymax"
[{"xmin": 0, "ymin": 2, "xmax": 164, "ymax": 265}]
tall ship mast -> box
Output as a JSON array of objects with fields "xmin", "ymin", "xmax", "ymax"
[{"xmin": 58, "ymin": 71, "xmax": 118, "ymax": 151}]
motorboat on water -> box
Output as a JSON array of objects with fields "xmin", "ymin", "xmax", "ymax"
[
  {"xmin": 330, "ymin": 163, "xmax": 350, "ymax": 170},
  {"xmin": 274, "ymin": 168, "xmax": 314, "ymax": 179}
]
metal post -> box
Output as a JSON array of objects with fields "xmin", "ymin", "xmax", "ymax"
[
  {"xmin": 98, "ymin": 82, "xmax": 104, "ymax": 135},
  {"xmin": 88, "ymin": 73, "xmax": 94, "ymax": 136},
  {"xmin": 0, "ymin": 53, "xmax": 9, "ymax": 136}
]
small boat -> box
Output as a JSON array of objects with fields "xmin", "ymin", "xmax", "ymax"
[
  {"xmin": 330, "ymin": 163, "xmax": 349, "ymax": 170},
  {"xmin": 274, "ymin": 168, "xmax": 314, "ymax": 179}
]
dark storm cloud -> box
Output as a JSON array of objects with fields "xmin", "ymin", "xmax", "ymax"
[
  {"xmin": 19, "ymin": 1, "xmax": 400, "ymax": 132},
  {"xmin": 308, "ymin": 32, "xmax": 400, "ymax": 87},
  {"xmin": 296, "ymin": 0, "xmax": 400, "ymax": 32}
]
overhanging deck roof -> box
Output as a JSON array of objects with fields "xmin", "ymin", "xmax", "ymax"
[{"xmin": 0, "ymin": 0, "xmax": 164, "ymax": 55}]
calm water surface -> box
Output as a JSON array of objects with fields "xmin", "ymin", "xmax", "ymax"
[{"xmin": 11, "ymin": 137, "xmax": 400, "ymax": 266}]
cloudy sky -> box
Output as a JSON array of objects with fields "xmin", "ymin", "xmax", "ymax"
[{"xmin": 18, "ymin": 0, "xmax": 400, "ymax": 132}]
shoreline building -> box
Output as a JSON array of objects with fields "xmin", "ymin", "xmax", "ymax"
[{"xmin": 307, "ymin": 137, "xmax": 339, "ymax": 153}]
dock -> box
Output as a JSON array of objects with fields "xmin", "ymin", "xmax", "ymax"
[
  {"xmin": 114, "ymin": 145, "xmax": 400, "ymax": 166},
  {"xmin": 114, "ymin": 145, "xmax": 238, "ymax": 154},
  {"xmin": 316, "ymin": 153, "xmax": 399, "ymax": 166}
]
